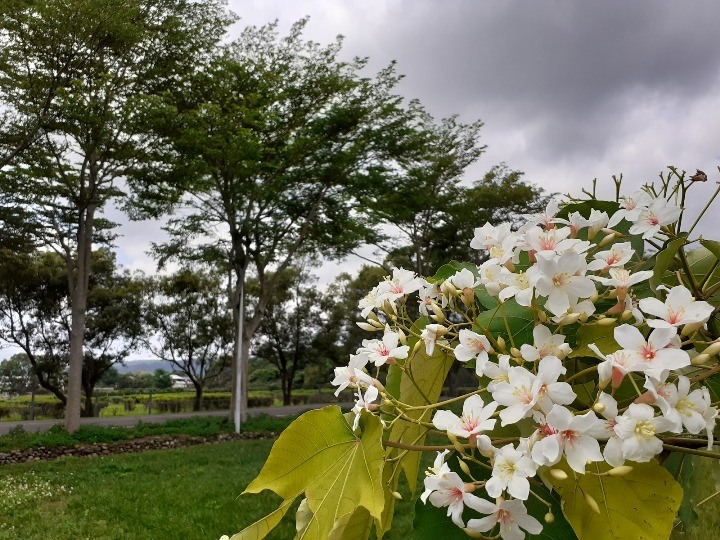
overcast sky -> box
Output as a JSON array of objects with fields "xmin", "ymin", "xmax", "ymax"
[{"xmin": 110, "ymin": 0, "xmax": 720, "ymax": 275}]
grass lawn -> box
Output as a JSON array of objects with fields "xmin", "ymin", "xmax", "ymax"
[{"xmin": 0, "ymin": 436, "xmax": 717, "ymax": 539}]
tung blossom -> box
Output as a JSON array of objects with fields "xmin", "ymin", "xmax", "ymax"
[
  {"xmin": 614, "ymin": 324, "xmax": 690, "ymax": 377},
  {"xmin": 608, "ymin": 190, "xmax": 652, "ymax": 227},
  {"xmin": 432, "ymin": 395, "xmax": 497, "ymax": 440},
  {"xmin": 614, "ymin": 403, "xmax": 675, "ymax": 462},
  {"xmin": 485, "ymin": 443, "xmax": 537, "ymax": 500},
  {"xmin": 587, "ymin": 242, "xmax": 635, "ymax": 272},
  {"xmin": 359, "ymin": 328, "xmax": 409, "ymax": 367},
  {"xmin": 639, "ymin": 285, "xmax": 714, "ymax": 329},
  {"xmin": 628, "ymin": 197, "xmax": 682, "ymax": 239},
  {"xmin": 331, "ymin": 353, "xmax": 373, "ymax": 395},
  {"xmin": 531, "ymin": 251, "xmax": 596, "ymax": 316},
  {"xmin": 466, "ymin": 498, "xmax": 543, "ymax": 540},
  {"xmin": 454, "ymin": 329, "xmax": 493, "ymax": 371},
  {"xmin": 422, "ymin": 470, "xmax": 493, "ymax": 528},
  {"xmin": 520, "ymin": 324, "xmax": 571, "ymax": 362}
]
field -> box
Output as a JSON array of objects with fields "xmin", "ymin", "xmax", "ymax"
[{"xmin": 0, "ymin": 434, "xmax": 716, "ymax": 539}]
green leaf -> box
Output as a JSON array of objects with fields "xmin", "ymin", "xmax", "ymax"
[
  {"xmin": 431, "ymin": 260, "xmax": 478, "ymax": 282},
  {"xmin": 411, "ymin": 497, "xmax": 470, "ymax": 540},
  {"xmin": 650, "ymin": 236, "xmax": 686, "ymax": 292},
  {"xmin": 661, "ymin": 453, "xmax": 698, "ymax": 532},
  {"xmin": 328, "ymin": 507, "xmax": 373, "ymax": 540},
  {"xmin": 388, "ymin": 318, "xmax": 454, "ymax": 493},
  {"xmin": 474, "ymin": 284, "xmax": 500, "ymax": 310},
  {"xmin": 700, "ymin": 239, "xmax": 720, "ymax": 260},
  {"xmin": 476, "ymin": 298, "xmax": 534, "ymax": 349},
  {"xmin": 241, "ymin": 406, "xmax": 385, "ymax": 540},
  {"xmin": 544, "ymin": 459, "xmax": 683, "ymax": 540},
  {"xmin": 229, "ymin": 498, "xmax": 295, "ymax": 540},
  {"xmin": 569, "ymin": 322, "xmax": 619, "ymax": 359}
]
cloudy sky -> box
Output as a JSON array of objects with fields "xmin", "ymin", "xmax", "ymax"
[{"xmin": 111, "ymin": 0, "xmax": 720, "ymax": 275}]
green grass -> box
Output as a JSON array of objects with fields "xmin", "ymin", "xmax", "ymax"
[
  {"xmin": 0, "ymin": 414, "xmax": 296, "ymax": 452},
  {"xmin": 0, "ymin": 431, "xmax": 715, "ymax": 539}
]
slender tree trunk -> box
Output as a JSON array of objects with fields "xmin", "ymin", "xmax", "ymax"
[
  {"xmin": 65, "ymin": 203, "xmax": 96, "ymax": 433},
  {"xmin": 229, "ymin": 270, "xmax": 249, "ymax": 425},
  {"xmin": 82, "ymin": 379, "xmax": 95, "ymax": 417},
  {"xmin": 192, "ymin": 380, "xmax": 203, "ymax": 412},
  {"xmin": 281, "ymin": 371, "xmax": 291, "ymax": 406}
]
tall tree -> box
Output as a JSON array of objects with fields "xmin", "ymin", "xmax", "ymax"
[
  {"xmin": 252, "ymin": 268, "xmax": 336, "ymax": 405},
  {"xmin": 0, "ymin": 248, "xmax": 146, "ymax": 415},
  {"xmin": 0, "ymin": 0, "xmax": 233, "ymax": 431},
  {"xmin": 128, "ymin": 19, "xmax": 420, "ymax": 423},
  {"xmin": 143, "ymin": 268, "xmax": 233, "ymax": 411}
]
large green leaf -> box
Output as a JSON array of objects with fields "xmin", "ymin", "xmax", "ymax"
[
  {"xmin": 475, "ymin": 298, "xmax": 534, "ymax": 350},
  {"xmin": 230, "ymin": 498, "xmax": 295, "ymax": 540},
  {"xmin": 432, "ymin": 260, "xmax": 478, "ymax": 282},
  {"xmin": 240, "ymin": 406, "xmax": 385, "ymax": 539},
  {"xmin": 544, "ymin": 459, "xmax": 682, "ymax": 540},
  {"xmin": 650, "ymin": 236, "xmax": 685, "ymax": 292},
  {"xmin": 411, "ymin": 497, "xmax": 471, "ymax": 540},
  {"xmin": 569, "ymin": 322, "xmax": 619, "ymax": 359},
  {"xmin": 328, "ymin": 507, "xmax": 373, "ymax": 540},
  {"xmin": 662, "ymin": 453, "xmax": 697, "ymax": 532},
  {"xmin": 388, "ymin": 318, "xmax": 454, "ymax": 493}
]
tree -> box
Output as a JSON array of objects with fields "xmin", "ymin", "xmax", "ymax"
[
  {"xmin": 0, "ymin": 0, "xmax": 233, "ymax": 431},
  {"xmin": 0, "ymin": 353, "xmax": 37, "ymax": 397},
  {"xmin": 0, "ymin": 248, "xmax": 145, "ymax": 415},
  {"xmin": 127, "ymin": 19, "xmax": 420, "ymax": 424},
  {"xmin": 153, "ymin": 369, "xmax": 173, "ymax": 390},
  {"xmin": 253, "ymin": 268, "xmax": 337, "ymax": 405},
  {"xmin": 143, "ymin": 268, "xmax": 233, "ymax": 411}
]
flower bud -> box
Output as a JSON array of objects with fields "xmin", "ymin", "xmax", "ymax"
[
  {"xmin": 560, "ymin": 312, "xmax": 582, "ymax": 326},
  {"xmin": 496, "ymin": 336, "xmax": 506, "ymax": 352},
  {"xmin": 357, "ymin": 322, "xmax": 378, "ymax": 332},
  {"xmin": 367, "ymin": 311, "xmax": 380, "ymax": 323},
  {"xmin": 537, "ymin": 310, "xmax": 548, "ymax": 323},
  {"xmin": 548, "ymin": 468, "xmax": 568, "ymax": 481},
  {"xmin": 447, "ymin": 433, "xmax": 466, "ymax": 454},
  {"xmin": 544, "ymin": 512, "xmax": 555, "ymax": 524},
  {"xmin": 621, "ymin": 309, "xmax": 633, "ymax": 321},
  {"xmin": 458, "ymin": 459, "xmax": 473, "ymax": 477},
  {"xmin": 431, "ymin": 303, "xmax": 445, "ymax": 321},
  {"xmin": 592, "ymin": 402, "xmax": 606, "ymax": 414},
  {"xmin": 441, "ymin": 281, "xmax": 458, "ymax": 297},
  {"xmin": 691, "ymin": 353, "xmax": 711, "ymax": 365},
  {"xmin": 392, "ymin": 491, "xmax": 403, "ymax": 500},
  {"xmin": 584, "ymin": 492, "xmax": 601, "ymax": 514},
  {"xmin": 598, "ymin": 232, "xmax": 617, "ymax": 248},
  {"xmin": 703, "ymin": 341, "xmax": 720, "ymax": 357},
  {"xmin": 510, "ymin": 347, "xmax": 522, "ymax": 358},
  {"xmin": 397, "ymin": 329, "xmax": 407, "ymax": 345},
  {"xmin": 596, "ymin": 317, "xmax": 616, "ymax": 326},
  {"xmin": 412, "ymin": 339, "xmax": 423, "ymax": 354},
  {"xmin": 369, "ymin": 318, "xmax": 386, "ymax": 329},
  {"xmin": 607, "ymin": 465, "xmax": 633, "ymax": 477},
  {"xmin": 589, "ymin": 291, "xmax": 599, "ymax": 303},
  {"xmin": 682, "ymin": 321, "xmax": 704, "ymax": 337}
]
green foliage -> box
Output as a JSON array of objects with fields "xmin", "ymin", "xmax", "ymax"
[
  {"xmin": 475, "ymin": 298, "xmax": 535, "ymax": 350},
  {"xmin": 240, "ymin": 406, "xmax": 385, "ymax": 539},
  {"xmin": 544, "ymin": 459, "xmax": 683, "ymax": 540}
]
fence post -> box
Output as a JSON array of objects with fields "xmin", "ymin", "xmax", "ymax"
[
  {"xmin": 29, "ymin": 388, "xmax": 35, "ymax": 421},
  {"xmin": 148, "ymin": 388, "xmax": 153, "ymax": 415}
]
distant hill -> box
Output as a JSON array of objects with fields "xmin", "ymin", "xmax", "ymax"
[{"xmin": 115, "ymin": 359, "xmax": 176, "ymax": 374}]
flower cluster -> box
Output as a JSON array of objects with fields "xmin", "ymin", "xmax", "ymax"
[{"xmin": 331, "ymin": 191, "xmax": 719, "ymax": 539}]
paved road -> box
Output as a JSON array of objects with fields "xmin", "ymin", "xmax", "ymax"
[{"xmin": 0, "ymin": 402, "xmax": 354, "ymax": 435}]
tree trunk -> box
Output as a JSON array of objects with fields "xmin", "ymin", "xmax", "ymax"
[
  {"xmin": 229, "ymin": 275, "xmax": 250, "ymax": 425},
  {"xmin": 281, "ymin": 372, "xmax": 291, "ymax": 406},
  {"xmin": 193, "ymin": 380, "xmax": 203, "ymax": 412},
  {"xmin": 65, "ymin": 201, "xmax": 96, "ymax": 433},
  {"xmin": 82, "ymin": 379, "xmax": 94, "ymax": 417}
]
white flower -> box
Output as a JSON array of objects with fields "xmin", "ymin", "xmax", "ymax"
[
  {"xmin": 498, "ymin": 270, "xmax": 534, "ymax": 306},
  {"xmin": 639, "ymin": 285, "xmax": 714, "ymax": 329},
  {"xmin": 358, "ymin": 284, "xmax": 383, "ymax": 318},
  {"xmin": 454, "ymin": 329, "xmax": 493, "ymax": 372},
  {"xmin": 587, "ymin": 242, "xmax": 635, "ymax": 272},
  {"xmin": 596, "ymin": 392, "xmax": 624, "ymax": 467},
  {"xmin": 520, "ymin": 324, "xmax": 571, "ymax": 362},
  {"xmin": 471, "ymin": 222, "xmax": 514, "ymax": 252},
  {"xmin": 376, "ymin": 267, "xmax": 422, "ymax": 304},
  {"xmin": 466, "ymin": 498, "xmax": 543, "ymax": 540},
  {"xmin": 531, "ymin": 405, "xmax": 605, "ymax": 473},
  {"xmin": 525, "ymin": 197, "xmax": 562, "ymax": 230},
  {"xmin": 478, "ymin": 260, "xmax": 505, "ymax": 297},
  {"xmin": 331, "ymin": 354, "xmax": 373, "ymax": 395},
  {"xmin": 420, "ymin": 324, "xmax": 447, "ymax": 355},
  {"xmin": 614, "ymin": 403, "xmax": 675, "ymax": 462},
  {"xmin": 531, "ymin": 251, "xmax": 596, "ymax": 316},
  {"xmin": 590, "ymin": 267, "xmax": 653, "ymax": 289},
  {"xmin": 417, "ymin": 282, "xmax": 440, "ymax": 317},
  {"xmin": 450, "ymin": 268, "xmax": 480, "ymax": 290},
  {"xmin": 628, "ymin": 197, "xmax": 682, "ymax": 239},
  {"xmin": 533, "ymin": 356, "xmax": 576, "ymax": 414},
  {"xmin": 485, "ymin": 443, "xmax": 538, "ymax": 500},
  {"xmin": 432, "ymin": 395, "xmax": 497, "ymax": 440},
  {"xmin": 477, "ymin": 354, "xmax": 512, "ymax": 392},
  {"xmin": 351, "ymin": 385, "xmax": 379, "ymax": 431},
  {"xmin": 524, "ymin": 226, "xmax": 573, "ymax": 256},
  {"xmin": 614, "ymin": 324, "xmax": 690, "ymax": 378},
  {"xmin": 423, "ymin": 471, "xmax": 493, "ymax": 528},
  {"xmin": 421, "ymin": 449, "xmax": 452, "ymax": 503},
  {"xmin": 549, "ymin": 299, "xmax": 596, "ymax": 324},
  {"xmin": 492, "ymin": 366, "xmax": 538, "ymax": 426},
  {"xmin": 359, "ymin": 328, "xmax": 409, "ymax": 367},
  {"xmin": 668, "ymin": 376, "xmax": 715, "ymax": 443},
  {"xmin": 608, "ymin": 190, "xmax": 652, "ymax": 227},
  {"xmin": 589, "ymin": 344, "xmax": 639, "ymax": 389}
]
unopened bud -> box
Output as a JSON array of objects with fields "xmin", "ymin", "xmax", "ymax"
[
  {"xmin": 544, "ymin": 512, "xmax": 555, "ymax": 524},
  {"xmin": 584, "ymin": 492, "xmax": 601, "ymax": 514},
  {"xmin": 357, "ymin": 322, "xmax": 378, "ymax": 332},
  {"xmin": 510, "ymin": 347, "xmax": 522, "ymax": 358},
  {"xmin": 447, "ymin": 433, "xmax": 466, "ymax": 454},
  {"xmin": 367, "ymin": 311, "xmax": 380, "ymax": 323},
  {"xmin": 458, "ymin": 459, "xmax": 473, "ymax": 477},
  {"xmin": 561, "ymin": 312, "xmax": 582, "ymax": 326},
  {"xmin": 391, "ymin": 491, "xmax": 403, "ymax": 500},
  {"xmin": 607, "ymin": 465, "xmax": 633, "ymax": 477},
  {"xmin": 589, "ymin": 291, "xmax": 599, "ymax": 303},
  {"xmin": 462, "ymin": 287, "xmax": 475, "ymax": 307},
  {"xmin": 598, "ymin": 232, "xmax": 617, "ymax": 248},
  {"xmin": 703, "ymin": 341, "xmax": 720, "ymax": 357},
  {"xmin": 548, "ymin": 468, "xmax": 568, "ymax": 481},
  {"xmin": 607, "ymin": 289, "xmax": 618, "ymax": 299},
  {"xmin": 537, "ymin": 310, "xmax": 548, "ymax": 323},
  {"xmin": 682, "ymin": 321, "xmax": 703, "ymax": 337},
  {"xmin": 596, "ymin": 317, "xmax": 616, "ymax": 326},
  {"xmin": 431, "ymin": 303, "xmax": 445, "ymax": 321},
  {"xmin": 397, "ymin": 329, "xmax": 407, "ymax": 345},
  {"xmin": 441, "ymin": 281, "xmax": 458, "ymax": 297},
  {"xmin": 621, "ymin": 309, "xmax": 633, "ymax": 321},
  {"xmin": 430, "ymin": 314, "xmax": 445, "ymax": 323},
  {"xmin": 593, "ymin": 402, "xmax": 606, "ymax": 414},
  {"xmin": 578, "ymin": 311, "xmax": 590, "ymax": 323},
  {"xmin": 691, "ymin": 353, "xmax": 711, "ymax": 365},
  {"xmin": 369, "ymin": 318, "xmax": 386, "ymax": 329},
  {"xmin": 412, "ymin": 339, "xmax": 423, "ymax": 354},
  {"xmin": 496, "ymin": 336, "xmax": 506, "ymax": 352}
]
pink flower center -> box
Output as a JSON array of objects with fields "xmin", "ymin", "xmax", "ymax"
[
  {"xmin": 667, "ymin": 307, "xmax": 685, "ymax": 325},
  {"xmin": 378, "ymin": 345, "xmax": 389, "ymax": 357},
  {"xmin": 640, "ymin": 344, "xmax": 656, "ymax": 360},
  {"xmin": 497, "ymin": 508, "xmax": 512, "ymax": 527},
  {"xmin": 391, "ymin": 282, "xmax": 404, "ymax": 294},
  {"xmin": 645, "ymin": 213, "xmax": 659, "ymax": 226},
  {"xmin": 540, "ymin": 235, "xmax": 556, "ymax": 251},
  {"xmin": 450, "ymin": 488, "xmax": 464, "ymax": 502},
  {"xmin": 561, "ymin": 429, "xmax": 578, "ymax": 444},
  {"xmin": 461, "ymin": 414, "xmax": 480, "ymax": 432},
  {"xmin": 470, "ymin": 338, "xmax": 486, "ymax": 353},
  {"xmin": 539, "ymin": 423, "xmax": 558, "ymax": 437}
]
